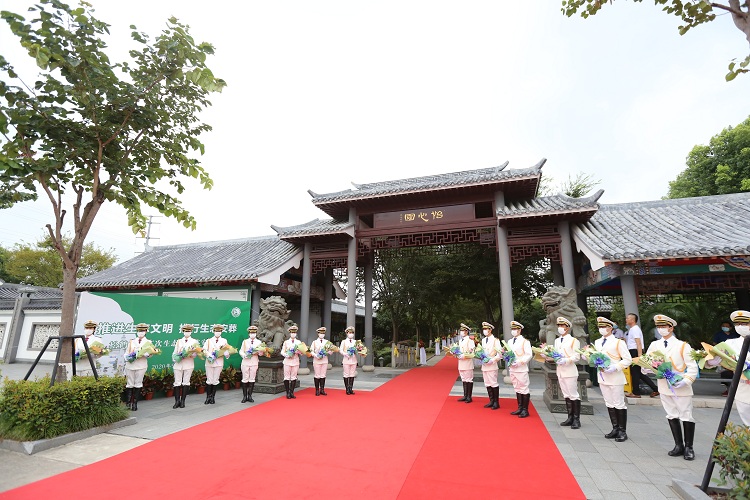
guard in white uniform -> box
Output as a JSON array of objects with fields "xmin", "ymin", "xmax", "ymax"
[
  {"xmin": 480, "ymin": 322, "xmax": 502, "ymax": 410},
  {"xmin": 508, "ymin": 321, "xmax": 533, "ymax": 418},
  {"xmin": 548, "ymin": 317, "xmax": 582, "ymax": 429},
  {"xmin": 281, "ymin": 324, "xmax": 302, "ymax": 399},
  {"xmin": 592, "ymin": 317, "xmax": 632, "ymax": 441},
  {"xmin": 310, "ymin": 326, "xmax": 330, "ymax": 396},
  {"xmin": 124, "ymin": 323, "xmax": 151, "ymax": 411},
  {"xmin": 646, "ymin": 314, "xmax": 699, "ymax": 460},
  {"xmin": 172, "ymin": 324, "xmax": 200, "ymax": 408},
  {"xmin": 239, "ymin": 325, "xmax": 263, "ymax": 403},
  {"xmin": 202, "ymin": 324, "xmax": 230, "ymax": 405},
  {"xmin": 340, "ymin": 326, "xmax": 358, "ymax": 395},
  {"xmin": 456, "ymin": 323, "xmax": 476, "ymax": 403},
  {"xmin": 75, "ymin": 319, "xmax": 103, "ymax": 377},
  {"xmin": 726, "ymin": 310, "xmax": 750, "ymax": 426}
]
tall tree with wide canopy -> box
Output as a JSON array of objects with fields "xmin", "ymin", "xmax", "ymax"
[{"xmin": 0, "ymin": 0, "xmax": 225, "ymax": 377}]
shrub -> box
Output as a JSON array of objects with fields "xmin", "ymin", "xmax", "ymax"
[
  {"xmin": 713, "ymin": 422, "xmax": 750, "ymax": 498},
  {"xmin": 0, "ymin": 375, "xmax": 128, "ymax": 441}
]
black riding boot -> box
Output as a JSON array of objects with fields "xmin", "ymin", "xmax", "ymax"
[
  {"xmin": 211, "ymin": 385, "xmax": 218, "ymax": 404},
  {"xmin": 604, "ymin": 407, "xmax": 619, "ymax": 439},
  {"xmin": 465, "ymin": 382, "xmax": 472, "ymax": 403},
  {"xmin": 615, "ymin": 409, "xmax": 628, "ymax": 442},
  {"xmin": 247, "ymin": 382, "xmax": 255, "ymax": 402},
  {"xmin": 320, "ymin": 378, "xmax": 327, "ymax": 396},
  {"xmin": 314, "ymin": 378, "xmax": 320, "ymax": 396},
  {"xmin": 125, "ymin": 388, "xmax": 133, "ymax": 409},
  {"xmin": 683, "ymin": 421, "xmax": 695, "ymax": 460},
  {"xmin": 179, "ymin": 385, "xmax": 187, "ymax": 408},
  {"xmin": 284, "ymin": 380, "xmax": 291, "ymax": 399},
  {"xmin": 484, "ymin": 386, "xmax": 494, "ymax": 408},
  {"xmin": 458, "ymin": 382, "xmax": 468, "ymax": 402},
  {"xmin": 289, "ymin": 380, "xmax": 297, "ymax": 399},
  {"xmin": 667, "ymin": 418, "xmax": 684, "ymax": 456},
  {"xmin": 204, "ymin": 385, "xmax": 211, "ymax": 404},
  {"xmin": 241, "ymin": 382, "xmax": 248, "ymax": 403},
  {"xmin": 510, "ymin": 393, "xmax": 522, "ymax": 415},
  {"xmin": 570, "ymin": 400, "xmax": 581, "ymax": 429},
  {"xmin": 491, "ymin": 387, "xmax": 500, "ymax": 410},
  {"xmin": 560, "ymin": 398, "xmax": 574, "ymax": 426},
  {"xmin": 131, "ymin": 389, "xmax": 139, "ymax": 411},
  {"xmin": 173, "ymin": 386, "xmax": 181, "ymax": 409},
  {"xmin": 348, "ymin": 377, "xmax": 355, "ymax": 395},
  {"xmin": 519, "ymin": 394, "xmax": 530, "ymax": 418},
  {"xmin": 344, "ymin": 378, "xmax": 350, "ymax": 395}
]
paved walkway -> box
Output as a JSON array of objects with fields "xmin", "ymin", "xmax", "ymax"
[{"xmin": 0, "ymin": 359, "xmax": 741, "ymax": 498}]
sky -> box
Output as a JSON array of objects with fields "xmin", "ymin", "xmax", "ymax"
[{"xmin": 1, "ymin": 1, "xmax": 748, "ymax": 263}]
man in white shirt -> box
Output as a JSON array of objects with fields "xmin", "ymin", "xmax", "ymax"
[{"xmin": 625, "ymin": 313, "xmax": 658, "ymax": 398}]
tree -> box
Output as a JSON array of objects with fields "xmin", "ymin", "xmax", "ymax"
[
  {"xmin": 561, "ymin": 0, "xmax": 750, "ymax": 81},
  {"xmin": 667, "ymin": 116, "xmax": 750, "ymax": 198},
  {"xmin": 538, "ymin": 172, "xmax": 600, "ymax": 198},
  {"xmin": 0, "ymin": 1, "xmax": 225, "ymax": 377},
  {"xmin": 0, "ymin": 245, "xmax": 11, "ymax": 283},
  {"xmin": 4, "ymin": 235, "xmax": 116, "ymax": 287}
]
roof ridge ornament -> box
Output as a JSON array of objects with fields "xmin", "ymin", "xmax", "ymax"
[
  {"xmin": 494, "ymin": 161, "xmax": 509, "ymax": 175},
  {"xmin": 351, "ymin": 182, "xmax": 361, "ymax": 189},
  {"xmin": 307, "ymin": 189, "xmax": 318, "ymax": 198},
  {"xmin": 533, "ymin": 158, "xmax": 547, "ymax": 171}
]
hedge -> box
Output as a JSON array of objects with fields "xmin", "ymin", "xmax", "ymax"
[{"xmin": 0, "ymin": 375, "xmax": 128, "ymax": 441}]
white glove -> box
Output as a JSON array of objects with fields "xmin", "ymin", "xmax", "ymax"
[
  {"xmin": 705, "ymin": 357, "xmax": 722, "ymax": 368},
  {"xmin": 556, "ymin": 357, "xmax": 568, "ymax": 365},
  {"xmin": 458, "ymin": 354, "xmax": 465, "ymax": 360},
  {"xmin": 672, "ymin": 380, "xmax": 688, "ymax": 389},
  {"xmin": 224, "ymin": 351, "xmax": 230, "ymax": 358},
  {"xmin": 603, "ymin": 365, "xmax": 618, "ymax": 373},
  {"xmin": 143, "ymin": 353, "xmax": 150, "ymax": 358}
]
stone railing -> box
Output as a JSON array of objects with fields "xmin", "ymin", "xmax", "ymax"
[{"xmin": 392, "ymin": 343, "xmax": 418, "ymax": 368}]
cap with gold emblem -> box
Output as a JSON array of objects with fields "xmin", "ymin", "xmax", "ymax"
[
  {"xmin": 345, "ymin": 326, "xmax": 355, "ymax": 333},
  {"xmin": 181, "ymin": 324, "xmax": 194, "ymax": 332},
  {"xmin": 212, "ymin": 324, "xmax": 225, "ymax": 332},
  {"xmin": 316, "ymin": 326, "xmax": 327, "ymax": 334},
  {"xmin": 510, "ymin": 321, "xmax": 524, "ymax": 330},
  {"xmin": 481, "ymin": 321, "xmax": 494, "ymax": 330},
  {"xmin": 135, "ymin": 323, "xmax": 149, "ymax": 331},
  {"xmin": 459, "ymin": 323, "xmax": 470, "ymax": 332},
  {"xmin": 247, "ymin": 325, "xmax": 258, "ymax": 333},
  {"xmin": 556, "ymin": 317, "xmax": 572, "ymax": 328},
  {"xmin": 653, "ymin": 314, "xmax": 677, "ymax": 327},
  {"xmin": 597, "ymin": 317, "xmax": 615, "ymax": 328},
  {"xmin": 288, "ymin": 324, "xmax": 299, "ymax": 332},
  {"xmin": 84, "ymin": 319, "xmax": 97, "ymax": 329},
  {"xmin": 730, "ymin": 310, "xmax": 750, "ymax": 324}
]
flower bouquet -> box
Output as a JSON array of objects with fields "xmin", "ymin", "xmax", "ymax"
[
  {"xmin": 443, "ymin": 342, "xmax": 463, "ymax": 358},
  {"xmin": 690, "ymin": 348, "xmax": 711, "ymax": 370},
  {"xmin": 472, "ymin": 345, "xmax": 492, "ymax": 364},
  {"xmin": 324, "ymin": 340, "xmax": 339, "ymax": 354},
  {"xmin": 246, "ymin": 342, "xmax": 271, "ymax": 358},
  {"xmin": 125, "ymin": 350, "xmax": 138, "ymax": 363},
  {"xmin": 173, "ymin": 345, "xmax": 203, "ymax": 363},
  {"xmin": 577, "ymin": 345, "xmax": 611, "ymax": 371},
  {"xmin": 295, "ymin": 342, "xmax": 312, "ymax": 358},
  {"xmin": 88, "ymin": 341, "xmax": 110, "ymax": 357},
  {"xmin": 632, "ymin": 351, "xmax": 665, "ymax": 372},
  {"xmin": 575, "ymin": 344, "xmax": 598, "ymax": 359},
  {"xmin": 501, "ymin": 340, "xmax": 516, "ymax": 365},
  {"xmin": 634, "ymin": 351, "xmax": 682, "ymax": 394},
  {"xmin": 355, "ymin": 340, "xmax": 368, "ymax": 357},
  {"xmin": 137, "ymin": 341, "xmax": 161, "ymax": 359},
  {"xmin": 705, "ymin": 342, "xmax": 738, "ymax": 371},
  {"xmin": 532, "ymin": 343, "xmax": 563, "ymax": 364}
]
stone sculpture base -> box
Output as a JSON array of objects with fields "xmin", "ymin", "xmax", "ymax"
[
  {"xmin": 254, "ymin": 358, "xmax": 299, "ymax": 394},
  {"xmin": 541, "ymin": 362, "xmax": 594, "ymax": 415}
]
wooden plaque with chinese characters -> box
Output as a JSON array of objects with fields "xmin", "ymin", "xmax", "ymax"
[{"xmin": 373, "ymin": 204, "xmax": 475, "ymax": 229}]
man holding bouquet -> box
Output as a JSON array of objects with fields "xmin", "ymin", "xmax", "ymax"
[
  {"xmin": 593, "ymin": 317, "xmax": 632, "ymax": 442},
  {"xmin": 722, "ymin": 310, "xmax": 750, "ymax": 426},
  {"xmin": 203, "ymin": 324, "xmax": 230, "ymax": 405},
  {"xmin": 479, "ymin": 322, "xmax": 502, "ymax": 410},
  {"xmin": 75, "ymin": 319, "xmax": 103, "ymax": 377},
  {"xmin": 124, "ymin": 323, "xmax": 152, "ymax": 411},
  {"xmin": 340, "ymin": 326, "xmax": 358, "ymax": 395},
  {"xmin": 310, "ymin": 326, "xmax": 331, "ymax": 396},
  {"xmin": 239, "ymin": 325, "xmax": 263, "ymax": 403},
  {"xmin": 507, "ymin": 321, "xmax": 533, "ymax": 418},
  {"xmin": 281, "ymin": 324, "xmax": 303, "ymax": 399},
  {"xmin": 172, "ymin": 324, "xmax": 200, "ymax": 408},
  {"xmin": 645, "ymin": 314, "xmax": 699, "ymax": 460},
  {"xmin": 456, "ymin": 323, "xmax": 475, "ymax": 403},
  {"xmin": 550, "ymin": 317, "xmax": 582, "ymax": 429}
]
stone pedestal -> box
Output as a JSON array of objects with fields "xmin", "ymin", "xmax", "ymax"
[
  {"xmin": 255, "ymin": 358, "xmax": 299, "ymax": 394},
  {"xmin": 362, "ymin": 365, "xmax": 375, "ymax": 373},
  {"xmin": 541, "ymin": 362, "xmax": 594, "ymax": 415}
]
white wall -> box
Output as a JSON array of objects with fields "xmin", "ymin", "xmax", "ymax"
[
  {"xmin": 15, "ymin": 310, "xmax": 62, "ymax": 363},
  {"xmin": 0, "ymin": 311, "xmax": 12, "ymax": 359}
]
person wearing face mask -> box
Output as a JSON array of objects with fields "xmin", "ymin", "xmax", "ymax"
[
  {"xmin": 507, "ymin": 321, "xmax": 533, "ymax": 418},
  {"xmin": 455, "ymin": 323, "xmax": 475, "ymax": 403},
  {"xmin": 239, "ymin": 325, "xmax": 262, "ymax": 403},
  {"xmin": 310, "ymin": 326, "xmax": 330, "ymax": 396},
  {"xmin": 340, "ymin": 326, "xmax": 358, "ymax": 395},
  {"xmin": 722, "ymin": 310, "xmax": 750, "ymax": 426},
  {"xmin": 547, "ymin": 317, "xmax": 582, "ymax": 429},
  {"xmin": 75, "ymin": 319, "xmax": 103, "ymax": 377},
  {"xmin": 202, "ymin": 324, "xmax": 230, "ymax": 405},
  {"xmin": 479, "ymin": 322, "xmax": 502, "ymax": 410},
  {"xmin": 625, "ymin": 313, "xmax": 659, "ymax": 399},
  {"xmin": 591, "ymin": 317, "xmax": 632, "ymax": 441},
  {"xmin": 124, "ymin": 323, "xmax": 151, "ymax": 411},
  {"xmin": 172, "ymin": 324, "xmax": 199, "ymax": 408},
  {"xmin": 281, "ymin": 324, "xmax": 302, "ymax": 399},
  {"xmin": 645, "ymin": 314, "xmax": 699, "ymax": 460}
]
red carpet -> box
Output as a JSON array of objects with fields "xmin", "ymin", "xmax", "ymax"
[{"xmin": 2, "ymin": 358, "xmax": 583, "ymax": 499}]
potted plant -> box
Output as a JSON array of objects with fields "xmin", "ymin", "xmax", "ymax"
[
  {"xmin": 140, "ymin": 372, "xmax": 161, "ymax": 400},
  {"xmin": 162, "ymin": 369, "xmax": 175, "ymax": 397},
  {"xmin": 190, "ymin": 369, "xmax": 207, "ymax": 394},
  {"xmin": 232, "ymin": 366, "xmax": 242, "ymax": 389},
  {"xmin": 219, "ymin": 367, "xmax": 233, "ymax": 390}
]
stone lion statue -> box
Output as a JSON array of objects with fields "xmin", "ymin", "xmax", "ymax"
[
  {"xmin": 538, "ymin": 286, "xmax": 587, "ymax": 345},
  {"xmin": 256, "ymin": 296, "xmax": 294, "ymax": 350}
]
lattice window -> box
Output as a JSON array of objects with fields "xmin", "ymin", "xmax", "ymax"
[
  {"xmin": 359, "ymin": 228, "xmax": 496, "ymax": 256},
  {"xmin": 29, "ymin": 323, "xmax": 60, "ymax": 350},
  {"xmin": 586, "ymin": 295, "xmax": 624, "ymax": 313},
  {"xmin": 312, "ymin": 258, "xmax": 348, "ymax": 273},
  {"xmin": 509, "ymin": 243, "xmax": 561, "ymax": 265},
  {"xmin": 637, "ymin": 274, "xmax": 750, "ymax": 295}
]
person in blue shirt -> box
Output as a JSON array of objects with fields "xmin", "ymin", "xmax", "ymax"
[{"xmin": 712, "ymin": 321, "xmax": 740, "ymax": 396}]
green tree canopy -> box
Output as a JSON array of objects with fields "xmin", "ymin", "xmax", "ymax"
[
  {"xmin": 0, "ymin": 0, "xmax": 225, "ymax": 374},
  {"xmin": 4, "ymin": 235, "xmax": 116, "ymax": 287},
  {"xmin": 667, "ymin": 116, "xmax": 750, "ymax": 198},
  {"xmin": 561, "ymin": 0, "xmax": 750, "ymax": 81}
]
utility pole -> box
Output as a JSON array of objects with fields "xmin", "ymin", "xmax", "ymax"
[{"xmin": 135, "ymin": 215, "xmax": 161, "ymax": 253}]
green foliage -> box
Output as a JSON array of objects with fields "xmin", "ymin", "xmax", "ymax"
[
  {"xmin": 560, "ymin": 0, "xmax": 749, "ymax": 81},
  {"xmin": 668, "ymin": 116, "xmax": 750, "ymax": 199},
  {"xmin": 513, "ymin": 298, "xmax": 546, "ymax": 346},
  {"xmin": 4, "ymin": 234, "xmax": 116, "ymax": 286},
  {"xmin": 0, "ymin": 375, "xmax": 128, "ymax": 441},
  {"xmin": 712, "ymin": 422, "xmax": 750, "ymax": 497},
  {"xmin": 0, "ymin": 245, "xmax": 11, "ymax": 283},
  {"xmin": 190, "ymin": 369, "xmax": 206, "ymax": 389}
]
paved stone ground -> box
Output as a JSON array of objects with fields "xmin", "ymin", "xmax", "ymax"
[{"xmin": 0, "ymin": 359, "xmax": 741, "ymax": 498}]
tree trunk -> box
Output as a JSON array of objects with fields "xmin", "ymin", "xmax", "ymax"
[
  {"xmin": 391, "ymin": 317, "xmax": 398, "ymax": 344},
  {"xmin": 55, "ymin": 264, "xmax": 79, "ymax": 381}
]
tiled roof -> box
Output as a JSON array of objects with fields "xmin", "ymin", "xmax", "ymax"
[
  {"xmin": 309, "ymin": 160, "xmax": 544, "ymax": 204},
  {"xmin": 77, "ymin": 236, "xmax": 301, "ymax": 289},
  {"xmin": 499, "ymin": 190, "xmax": 603, "ymax": 219},
  {"xmin": 0, "ymin": 283, "xmax": 62, "ymax": 310},
  {"xmin": 573, "ymin": 193, "xmax": 750, "ymax": 267},
  {"xmin": 271, "ymin": 219, "xmax": 353, "ymax": 239}
]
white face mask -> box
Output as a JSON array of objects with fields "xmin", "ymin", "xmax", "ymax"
[
  {"xmin": 347, "ymin": 333, "xmax": 354, "ymax": 339},
  {"xmin": 213, "ymin": 331, "xmax": 221, "ymax": 338},
  {"xmin": 460, "ymin": 330, "xmax": 467, "ymax": 337},
  {"xmin": 735, "ymin": 324, "xmax": 750, "ymax": 337},
  {"xmin": 137, "ymin": 331, "xmax": 146, "ymax": 338},
  {"xmin": 557, "ymin": 327, "xmax": 566, "ymax": 336},
  {"xmin": 249, "ymin": 333, "xmax": 256, "ymax": 339},
  {"xmin": 599, "ymin": 328, "xmax": 609, "ymax": 336},
  {"xmin": 290, "ymin": 333, "xmax": 297, "ymax": 339},
  {"xmin": 657, "ymin": 327, "xmax": 668, "ymax": 336},
  {"xmin": 318, "ymin": 334, "xmax": 325, "ymax": 339},
  {"xmin": 84, "ymin": 328, "xmax": 94, "ymax": 336},
  {"xmin": 511, "ymin": 329, "xmax": 520, "ymax": 337},
  {"xmin": 483, "ymin": 329, "xmax": 491, "ymax": 336},
  {"xmin": 183, "ymin": 331, "xmax": 191, "ymax": 338}
]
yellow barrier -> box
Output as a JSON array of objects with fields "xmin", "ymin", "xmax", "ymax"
[{"xmin": 624, "ymin": 366, "xmax": 632, "ymax": 394}]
